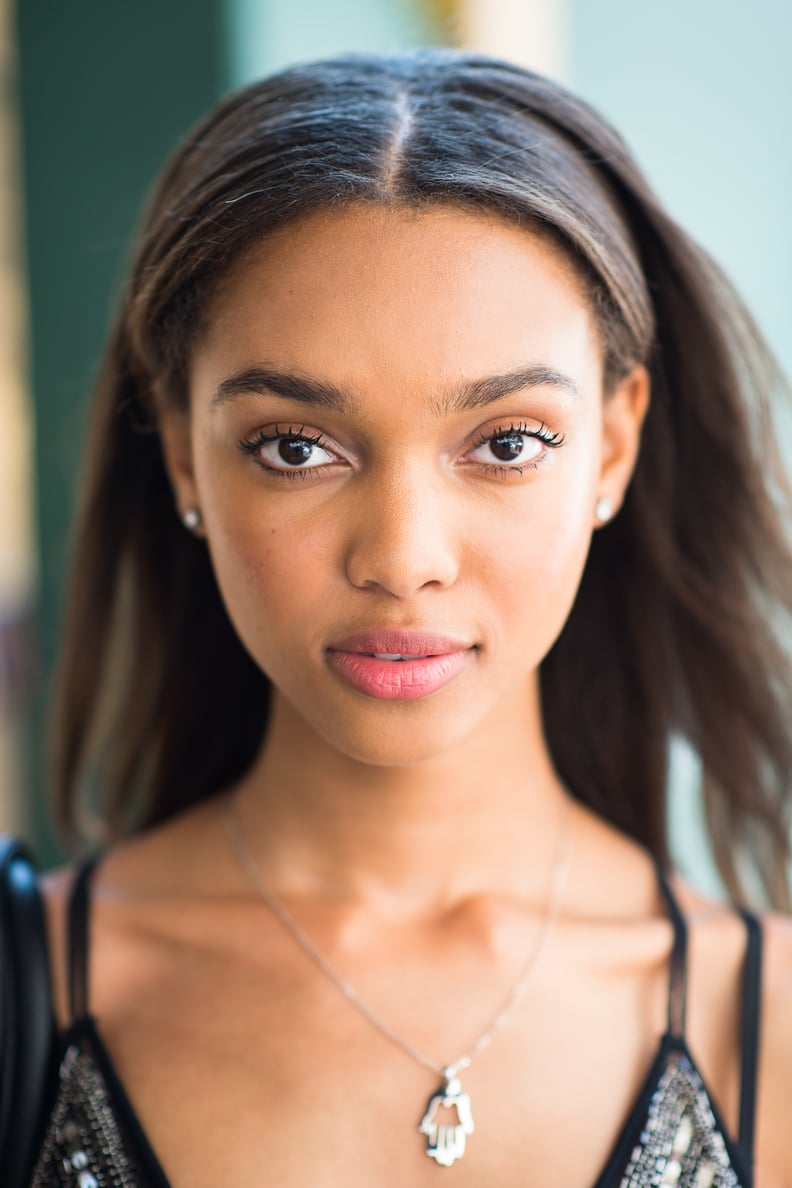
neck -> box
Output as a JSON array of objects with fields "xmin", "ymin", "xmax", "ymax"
[{"xmin": 232, "ymin": 676, "xmax": 573, "ymax": 913}]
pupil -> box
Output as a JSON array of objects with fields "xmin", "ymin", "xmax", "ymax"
[
  {"xmin": 490, "ymin": 434, "xmax": 523, "ymax": 462},
  {"xmin": 279, "ymin": 438, "xmax": 313, "ymax": 465}
]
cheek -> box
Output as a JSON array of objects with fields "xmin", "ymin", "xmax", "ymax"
[
  {"xmin": 480, "ymin": 459, "xmax": 599, "ymax": 658},
  {"xmin": 195, "ymin": 417, "xmax": 601, "ymax": 689},
  {"xmin": 199, "ymin": 472, "xmax": 339, "ymax": 671}
]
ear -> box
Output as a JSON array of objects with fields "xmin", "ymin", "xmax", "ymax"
[
  {"xmin": 158, "ymin": 408, "xmax": 204, "ymax": 534},
  {"xmin": 595, "ymin": 364, "xmax": 650, "ymax": 525}
]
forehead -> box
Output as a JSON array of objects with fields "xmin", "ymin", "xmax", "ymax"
[{"xmin": 193, "ymin": 203, "xmax": 602, "ymax": 403}]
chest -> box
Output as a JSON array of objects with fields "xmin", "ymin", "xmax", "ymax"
[
  {"xmin": 49, "ymin": 890, "xmax": 750, "ymax": 1188},
  {"xmin": 89, "ymin": 952, "xmax": 713, "ymax": 1188}
]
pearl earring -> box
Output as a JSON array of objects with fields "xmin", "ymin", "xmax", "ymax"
[
  {"xmin": 183, "ymin": 507, "xmax": 202, "ymax": 532},
  {"xmin": 595, "ymin": 496, "xmax": 614, "ymax": 524}
]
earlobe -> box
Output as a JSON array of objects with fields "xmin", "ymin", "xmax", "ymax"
[
  {"xmin": 596, "ymin": 364, "xmax": 650, "ymax": 525},
  {"xmin": 594, "ymin": 496, "xmax": 615, "ymax": 525},
  {"xmin": 182, "ymin": 507, "xmax": 203, "ymax": 535}
]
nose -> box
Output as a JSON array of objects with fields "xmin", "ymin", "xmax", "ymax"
[{"xmin": 343, "ymin": 462, "xmax": 460, "ymax": 597}]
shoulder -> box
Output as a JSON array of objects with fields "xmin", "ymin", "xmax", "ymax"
[
  {"xmin": 39, "ymin": 794, "xmax": 236, "ymax": 1026},
  {"xmin": 39, "ymin": 863, "xmax": 84, "ymax": 1028},
  {"xmin": 668, "ymin": 875, "xmax": 791, "ymax": 1185},
  {"xmin": 755, "ymin": 911, "xmax": 792, "ymax": 1185},
  {"xmin": 39, "ymin": 865, "xmax": 74, "ymax": 1025}
]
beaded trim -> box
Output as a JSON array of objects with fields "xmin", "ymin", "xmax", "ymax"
[
  {"xmin": 31, "ymin": 1044, "xmax": 140, "ymax": 1188},
  {"xmin": 30, "ymin": 1037, "xmax": 747, "ymax": 1186},
  {"xmin": 618, "ymin": 1050, "xmax": 744, "ymax": 1187}
]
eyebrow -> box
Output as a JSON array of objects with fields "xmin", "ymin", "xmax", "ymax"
[{"xmin": 210, "ymin": 363, "xmax": 580, "ymax": 414}]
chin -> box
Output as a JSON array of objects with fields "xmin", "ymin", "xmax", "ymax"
[{"xmin": 309, "ymin": 699, "xmax": 487, "ymax": 769}]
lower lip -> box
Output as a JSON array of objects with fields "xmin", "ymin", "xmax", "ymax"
[{"xmin": 326, "ymin": 650, "xmax": 472, "ymax": 700}]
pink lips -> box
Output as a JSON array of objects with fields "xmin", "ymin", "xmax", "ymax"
[{"xmin": 326, "ymin": 630, "xmax": 475, "ymax": 701}]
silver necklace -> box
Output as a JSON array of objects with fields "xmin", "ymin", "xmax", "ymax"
[{"xmin": 224, "ymin": 791, "xmax": 574, "ymax": 1168}]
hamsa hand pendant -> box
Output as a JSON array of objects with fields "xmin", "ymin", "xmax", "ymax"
[{"xmin": 418, "ymin": 1073, "xmax": 475, "ymax": 1167}]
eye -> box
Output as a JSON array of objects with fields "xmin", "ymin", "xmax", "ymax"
[
  {"xmin": 264, "ymin": 435, "xmax": 335, "ymax": 470},
  {"xmin": 466, "ymin": 422, "xmax": 564, "ymax": 471},
  {"xmin": 473, "ymin": 431, "xmax": 542, "ymax": 466},
  {"xmin": 238, "ymin": 426, "xmax": 341, "ymax": 474}
]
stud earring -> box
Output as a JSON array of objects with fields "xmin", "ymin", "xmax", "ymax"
[
  {"xmin": 182, "ymin": 507, "xmax": 202, "ymax": 533},
  {"xmin": 595, "ymin": 496, "xmax": 614, "ymax": 525}
]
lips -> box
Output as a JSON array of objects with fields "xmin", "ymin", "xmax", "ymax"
[{"xmin": 326, "ymin": 630, "xmax": 475, "ymax": 700}]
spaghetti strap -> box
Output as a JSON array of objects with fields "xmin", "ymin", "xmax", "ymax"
[
  {"xmin": 653, "ymin": 859, "xmax": 688, "ymax": 1039},
  {"xmin": 66, "ymin": 856, "xmax": 102, "ymax": 1021},
  {"xmin": 736, "ymin": 908, "xmax": 762, "ymax": 1163}
]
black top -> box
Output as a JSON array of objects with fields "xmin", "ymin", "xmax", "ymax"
[{"xmin": 31, "ymin": 857, "xmax": 762, "ymax": 1187}]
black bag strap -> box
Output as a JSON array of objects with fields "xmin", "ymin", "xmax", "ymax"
[{"xmin": 0, "ymin": 835, "xmax": 57, "ymax": 1188}]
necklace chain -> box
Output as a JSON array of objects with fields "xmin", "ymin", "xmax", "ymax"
[{"xmin": 224, "ymin": 791, "xmax": 574, "ymax": 1081}]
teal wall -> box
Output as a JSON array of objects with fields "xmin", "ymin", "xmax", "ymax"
[
  {"xmin": 16, "ymin": 0, "xmax": 227, "ymax": 857},
  {"xmin": 226, "ymin": 0, "xmax": 436, "ymax": 82},
  {"xmin": 569, "ymin": 0, "xmax": 792, "ymax": 378},
  {"xmin": 16, "ymin": 0, "xmax": 225, "ymax": 673}
]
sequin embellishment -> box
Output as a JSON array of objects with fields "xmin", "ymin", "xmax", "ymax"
[
  {"xmin": 618, "ymin": 1049, "xmax": 744, "ymax": 1187},
  {"xmin": 31, "ymin": 1044, "xmax": 141, "ymax": 1187},
  {"xmin": 29, "ymin": 1036, "xmax": 749, "ymax": 1186}
]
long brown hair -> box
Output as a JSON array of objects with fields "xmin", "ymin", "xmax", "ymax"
[{"xmin": 50, "ymin": 50, "xmax": 792, "ymax": 906}]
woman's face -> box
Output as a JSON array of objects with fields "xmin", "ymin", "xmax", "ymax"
[{"xmin": 164, "ymin": 204, "xmax": 648, "ymax": 764}]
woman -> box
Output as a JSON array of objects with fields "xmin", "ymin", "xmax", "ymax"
[{"xmin": 25, "ymin": 48, "xmax": 792, "ymax": 1186}]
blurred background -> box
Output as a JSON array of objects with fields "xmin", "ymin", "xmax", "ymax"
[{"xmin": 1, "ymin": 0, "xmax": 790, "ymax": 886}]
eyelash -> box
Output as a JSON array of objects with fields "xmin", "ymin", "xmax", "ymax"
[
  {"xmin": 237, "ymin": 421, "xmax": 566, "ymax": 480},
  {"xmin": 469, "ymin": 421, "xmax": 565, "ymax": 477},
  {"xmin": 237, "ymin": 425, "xmax": 332, "ymax": 482}
]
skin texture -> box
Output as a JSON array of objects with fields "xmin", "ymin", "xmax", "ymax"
[
  {"xmin": 182, "ymin": 206, "xmax": 639, "ymax": 776},
  {"xmin": 44, "ymin": 205, "xmax": 792, "ymax": 1187}
]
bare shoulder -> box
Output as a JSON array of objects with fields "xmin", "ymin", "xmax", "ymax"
[
  {"xmin": 659, "ymin": 873, "xmax": 790, "ymax": 1186},
  {"xmin": 754, "ymin": 910, "xmax": 792, "ymax": 1186},
  {"xmin": 39, "ymin": 794, "xmax": 235, "ymax": 1028}
]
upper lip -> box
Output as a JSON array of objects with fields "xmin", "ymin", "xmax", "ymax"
[{"xmin": 328, "ymin": 629, "xmax": 475, "ymax": 656}]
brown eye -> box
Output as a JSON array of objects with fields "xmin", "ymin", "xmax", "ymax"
[
  {"xmin": 245, "ymin": 430, "xmax": 340, "ymax": 473},
  {"xmin": 489, "ymin": 433, "xmax": 526, "ymax": 462},
  {"xmin": 278, "ymin": 437, "xmax": 315, "ymax": 466},
  {"xmin": 468, "ymin": 429, "xmax": 544, "ymax": 469}
]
